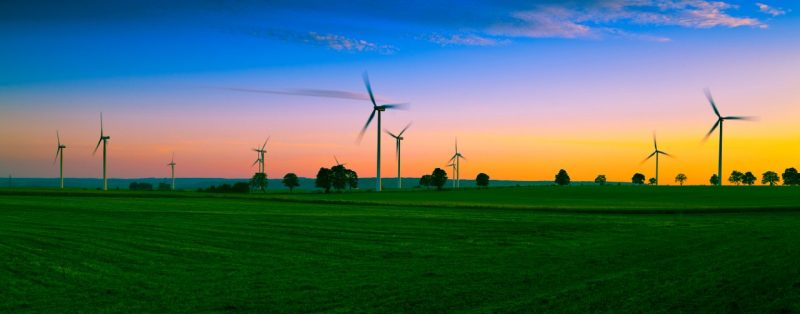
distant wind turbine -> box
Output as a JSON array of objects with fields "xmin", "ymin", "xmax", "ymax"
[
  {"xmin": 641, "ymin": 133, "xmax": 672, "ymax": 185},
  {"xmin": 448, "ymin": 138, "xmax": 466, "ymax": 189},
  {"xmin": 54, "ymin": 131, "xmax": 66, "ymax": 189},
  {"xmin": 385, "ymin": 122, "xmax": 412, "ymax": 189},
  {"xmin": 92, "ymin": 113, "xmax": 110, "ymax": 191},
  {"xmin": 334, "ymin": 155, "xmax": 346, "ymax": 167},
  {"xmin": 167, "ymin": 153, "xmax": 176, "ymax": 191},
  {"xmin": 703, "ymin": 89, "xmax": 755, "ymax": 186},
  {"xmin": 358, "ymin": 72, "xmax": 407, "ymax": 192},
  {"xmin": 447, "ymin": 162, "xmax": 456, "ymax": 189},
  {"xmin": 252, "ymin": 137, "xmax": 269, "ymax": 174}
]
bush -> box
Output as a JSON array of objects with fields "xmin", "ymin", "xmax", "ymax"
[{"xmin": 129, "ymin": 182, "xmax": 153, "ymax": 191}]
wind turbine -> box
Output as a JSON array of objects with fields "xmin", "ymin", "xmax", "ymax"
[
  {"xmin": 385, "ymin": 122, "xmax": 411, "ymax": 189},
  {"xmin": 703, "ymin": 89, "xmax": 755, "ymax": 186},
  {"xmin": 641, "ymin": 133, "xmax": 672, "ymax": 185},
  {"xmin": 358, "ymin": 72, "xmax": 406, "ymax": 192},
  {"xmin": 167, "ymin": 153, "xmax": 176, "ymax": 191},
  {"xmin": 334, "ymin": 155, "xmax": 347, "ymax": 167},
  {"xmin": 447, "ymin": 162, "xmax": 456, "ymax": 189},
  {"xmin": 54, "ymin": 131, "xmax": 66, "ymax": 189},
  {"xmin": 252, "ymin": 137, "xmax": 269, "ymax": 174},
  {"xmin": 448, "ymin": 138, "xmax": 466, "ymax": 189},
  {"xmin": 92, "ymin": 113, "xmax": 110, "ymax": 191}
]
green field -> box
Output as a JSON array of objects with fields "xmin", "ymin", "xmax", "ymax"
[{"xmin": 1, "ymin": 187, "xmax": 800, "ymax": 312}]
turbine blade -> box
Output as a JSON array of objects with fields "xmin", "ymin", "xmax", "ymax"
[
  {"xmin": 703, "ymin": 120, "xmax": 721, "ymax": 141},
  {"xmin": 385, "ymin": 129, "xmax": 398, "ymax": 138},
  {"xmin": 262, "ymin": 137, "xmax": 270, "ymax": 150},
  {"xmin": 458, "ymin": 154, "xmax": 467, "ymax": 161},
  {"xmin": 54, "ymin": 148, "xmax": 60, "ymax": 164},
  {"xmin": 381, "ymin": 103, "xmax": 409, "ymax": 110},
  {"xmin": 57, "ymin": 130, "xmax": 61, "ymax": 146},
  {"xmin": 100, "ymin": 112, "xmax": 104, "ymax": 137},
  {"xmin": 362, "ymin": 72, "xmax": 377, "ymax": 107},
  {"xmin": 218, "ymin": 87, "xmax": 372, "ymax": 101},
  {"xmin": 398, "ymin": 122, "xmax": 412, "ymax": 136},
  {"xmin": 660, "ymin": 151, "xmax": 674, "ymax": 158},
  {"xmin": 724, "ymin": 116, "xmax": 757, "ymax": 121},
  {"xmin": 252, "ymin": 159, "xmax": 260, "ymax": 167},
  {"xmin": 357, "ymin": 109, "xmax": 377, "ymax": 142},
  {"xmin": 93, "ymin": 138, "xmax": 102, "ymax": 155},
  {"xmin": 640, "ymin": 151, "xmax": 657, "ymax": 164},
  {"xmin": 652, "ymin": 132, "xmax": 657, "ymax": 151},
  {"xmin": 704, "ymin": 88, "xmax": 721, "ymax": 118},
  {"xmin": 334, "ymin": 155, "xmax": 340, "ymax": 165}
]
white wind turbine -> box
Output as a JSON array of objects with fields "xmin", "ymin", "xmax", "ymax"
[
  {"xmin": 167, "ymin": 153, "xmax": 176, "ymax": 191},
  {"xmin": 358, "ymin": 72, "xmax": 407, "ymax": 192},
  {"xmin": 92, "ymin": 113, "xmax": 111, "ymax": 191},
  {"xmin": 448, "ymin": 138, "xmax": 466, "ymax": 189},
  {"xmin": 252, "ymin": 137, "xmax": 269, "ymax": 174},
  {"xmin": 702, "ymin": 89, "xmax": 756, "ymax": 186},
  {"xmin": 385, "ymin": 122, "xmax": 411, "ymax": 189},
  {"xmin": 641, "ymin": 133, "xmax": 673, "ymax": 185},
  {"xmin": 54, "ymin": 131, "xmax": 66, "ymax": 189}
]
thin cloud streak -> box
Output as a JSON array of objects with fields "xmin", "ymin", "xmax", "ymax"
[{"xmin": 756, "ymin": 2, "xmax": 787, "ymax": 16}]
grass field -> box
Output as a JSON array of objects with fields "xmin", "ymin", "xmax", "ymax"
[{"xmin": 1, "ymin": 187, "xmax": 799, "ymax": 312}]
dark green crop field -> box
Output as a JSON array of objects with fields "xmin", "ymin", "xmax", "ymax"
[{"xmin": 1, "ymin": 187, "xmax": 799, "ymax": 313}]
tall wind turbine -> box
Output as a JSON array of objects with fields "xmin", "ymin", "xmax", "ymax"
[
  {"xmin": 448, "ymin": 138, "xmax": 466, "ymax": 189},
  {"xmin": 385, "ymin": 122, "xmax": 411, "ymax": 189},
  {"xmin": 167, "ymin": 153, "xmax": 176, "ymax": 191},
  {"xmin": 358, "ymin": 72, "xmax": 405, "ymax": 192},
  {"xmin": 703, "ymin": 89, "xmax": 755, "ymax": 186},
  {"xmin": 93, "ymin": 113, "xmax": 110, "ymax": 191},
  {"xmin": 641, "ymin": 133, "xmax": 672, "ymax": 185},
  {"xmin": 252, "ymin": 137, "xmax": 269, "ymax": 174},
  {"xmin": 54, "ymin": 131, "xmax": 66, "ymax": 189}
]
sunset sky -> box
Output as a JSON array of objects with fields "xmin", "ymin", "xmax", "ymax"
[{"xmin": 1, "ymin": 0, "xmax": 798, "ymax": 184}]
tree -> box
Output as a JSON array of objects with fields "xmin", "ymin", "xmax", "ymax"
[
  {"xmin": 675, "ymin": 173, "xmax": 687, "ymax": 186},
  {"xmin": 594, "ymin": 174, "xmax": 607, "ymax": 186},
  {"xmin": 728, "ymin": 170, "xmax": 743, "ymax": 185},
  {"xmin": 783, "ymin": 168, "xmax": 799, "ymax": 186},
  {"xmin": 430, "ymin": 168, "xmax": 448, "ymax": 191},
  {"xmin": 631, "ymin": 173, "xmax": 646, "ymax": 185},
  {"xmin": 232, "ymin": 182, "xmax": 251, "ymax": 193},
  {"xmin": 250, "ymin": 172, "xmax": 267, "ymax": 192},
  {"xmin": 346, "ymin": 169, "xmax": 359, "ymax": 190},
  {"xmin": 282, "ymin": 173, "xmax": 299, "ymax": 192},
  {"xmin": 476, "ymin": 173, "xmax": 490, "ymax": 188},
  {"xmin": 709, "ymin": 174, "xmax": 720, "ymax": 186},
  {"xmin": 315, "ymin": 167, "xmax": 333, "ymax": 193},
  {"xmin": 554, "ymin": 169, "xmax": 571, "ymax": 186},
  {"xmin": 742, "ymin": 172, "xmax": 756, "ymax": 186},
  {"xmin": 158, "ymin": 182, "xmax": 171, "ymax": 191},
  {"xmin": 648, "ymin": 177, "xmax": 657, "ymax": 185},
  {"xmin": 331, "ymin": 165, "xmax": 348, "ymax": 191},
  {"xmin": 419, "ymin": 175, "xmax": 432, "ymax": 189},
  {"xmin": 762, "ymin": 171, "xmax": 780, "ymax": 186}
]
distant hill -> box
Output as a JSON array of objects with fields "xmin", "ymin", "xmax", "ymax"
[{"xmin": 2, "ymin": 177, "xmax": 628, "ymax": 191}]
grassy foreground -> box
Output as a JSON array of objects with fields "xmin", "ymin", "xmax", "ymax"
[{"xmin": 1, "ymin": 187, "xmax": 800, "ymax": 312}]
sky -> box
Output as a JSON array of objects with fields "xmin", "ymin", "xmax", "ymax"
[{"xmin": 1, "ymin": 0, "xmax": 798, "ymax": 184}]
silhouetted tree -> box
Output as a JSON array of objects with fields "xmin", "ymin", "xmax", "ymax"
[
  {"xmin": 742, "ymin": 172, "xmax": 756, "ymax": 186},
  {"xmin": 315, "ymin": 167, "xmax": 333, "ymax": 193},
  {"xmin": 346, "ymin": 169, "xmax": 359, "ymax": 190},
  {"xmin": 594, "ymin": 174, "xmax": 607, "ymax": 186},
  {"xmin": 331, "ymin": 165, "xmax": 348, "ymax": 191},
  {"xmin": 783, "ymin": 168, "xmax": 799, "ymax": 186},
  {"xmin": 250, "ymin": 172, "xmax": 267, "ymax": 192},
  {"xmin": 430, "ymin": 168, "xmax": 448, "ymax": 191},
  {"xmin": 555, "ymin": 169, "xmax": 571, "ymax": 186},
  {"xmin": 632, "ymin": 173, "xmax": 646, "ymax": 185},
  {"xmin": 282, "ymin": 173, "xmax": 299, "ymax": 192},
  {"xmin": 675, "ymin": 173, "xmax": 687, "ymax": 186},
  {"xmin": 419, "ymin": 175, "xmax": 432, "ymax": 189},
  {"xmin": 476, "ymin": 173, "xmax": 490, "ymax": 188},
  {"xmin": 232, "ymin": 182, "xmax": 250, "ymax": 193},
  {"xmin": 709, "ymin": 174, "xmax": 720, "ymax": 186},
  {"xmin": 158, "ymin": 183, "xmax": 171, "ymax": 191},
  {"xmin": 648, "ymin": 177, "xmax": 657, "ymax": 185},
  {"xmin": 762, "ymin": 171, "xmax": 780, "ymax": 186},
  {"xmin": 728, "ymin": 170, "xmax": 743, "ymax": 185}
]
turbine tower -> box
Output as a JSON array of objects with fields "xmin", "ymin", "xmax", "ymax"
[
  {"xmin": 54, "ymin": 131, "xmax": 66, "ymax": 189},
  {"xmin": 448, "ymin": 138, "xmax": 466, "ymax": 189},
  {"xmin": 167, "ymin": 153, "xmax": 176, "ymax": 191},
  {"xmin": 385, "ymin": 122, "xmax": 411, "ymax": 189},
  {"xmin": 703, "ymin": 89, "xmax": 755, "ymax": 186},
  {"xmin": 92, "ymin": 113, "xmax": 110, "ymax": 191},
  {"xmin": 358, "ymin": 72, "xmax": 405, "ymax": 192},
  {"xmin": 641, "ymin": 133, "xmax": 672, "ymax": 185}
]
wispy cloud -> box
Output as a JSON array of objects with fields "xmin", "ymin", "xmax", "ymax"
[
  {"xmin": 237, "ymin": 27, "xmax": 396, "ymax": 54},
  {"xmin": 756, "ymin": 2, "xmax": 787, "ymax": 16},
  {"xmin": 423, "ymin": 33, "xmax": 503, "ymax": 46}
]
